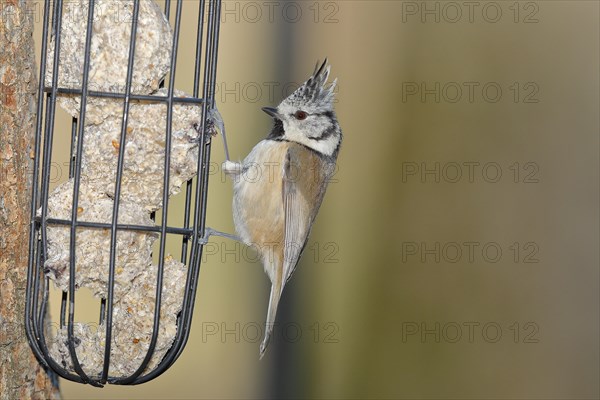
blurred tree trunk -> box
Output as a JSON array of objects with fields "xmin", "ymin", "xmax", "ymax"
[{"xmin": 0, "ymin": 0, "xmax": 60, "ymax": 398}]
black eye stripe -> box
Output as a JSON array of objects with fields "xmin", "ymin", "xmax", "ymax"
[
  {"xmin": 316, "ymin": 111, "xmax": 335, "ymax": 118},
  {"xmin": 292, "ymin": 111, "xmax": 334, "ymax": 118}
]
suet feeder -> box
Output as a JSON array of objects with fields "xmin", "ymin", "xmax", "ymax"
[{"xmin": 25, "ymin": 0, "xmax": 223, "ymax": 386}]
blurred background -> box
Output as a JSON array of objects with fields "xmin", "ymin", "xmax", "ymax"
[{"xmin": 33, "ymin": 0, "xmax": 598, "ymax": 398}]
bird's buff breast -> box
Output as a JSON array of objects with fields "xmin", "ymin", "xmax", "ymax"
[{"xmin": 232, "ymin": 140, "xmax": 289, "ymax": 251}]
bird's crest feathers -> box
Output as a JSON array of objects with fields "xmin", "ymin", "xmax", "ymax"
[{"xmin": 279, "ymin": 59, "xmax": 337, "ymax": 114}]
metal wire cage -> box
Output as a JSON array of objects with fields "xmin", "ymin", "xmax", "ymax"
[{"xmin": 25, "ymin": 0, "xmax": 223, "ymax": 386}]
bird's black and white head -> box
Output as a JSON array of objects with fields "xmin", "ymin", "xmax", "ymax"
[{"xmin": 263, "ymin": 59, "xmax": 342, "ymax": 158}]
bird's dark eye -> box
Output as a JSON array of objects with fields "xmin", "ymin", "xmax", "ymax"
[{"xmin": 294, "ymin": 110, "xmax": 308, "ymax": 120}]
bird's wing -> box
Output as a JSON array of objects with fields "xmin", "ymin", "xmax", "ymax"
[{"xmin": 281, "ymin": 146, "xmax": 329, "ymax": 289}]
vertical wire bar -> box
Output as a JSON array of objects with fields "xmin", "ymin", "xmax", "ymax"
[
  {"xmin": 180, "ymin": 186, "xmax": 192, "ymax": 265},
  {"xmin": 169, "ymin": 0, "xmax": 208, "ymax": 366},
  {"xmin": 159, "ymin": 0, "xmax": 171, "ymax": 92},
  {"xmin": 32, "ymin": 0, "xmax": 69, "ymax": 375},
  {"xmin": 172, "ymin": 0, "xmax": 217, "ymax": 365},
  {"xmin": 188, "ymin": 0, "xmax": 216, "ymax": 275},
  {"xmin": 194, "ymin": 0, "xmax": 220, "ymax": 241},
  {"xmin": 36, "ymin": 0, "xmax": 65, "ymax": 342},
  {"xmin": 171, "ymin": 0, "xmax": 221, "ymax": 364},
  {"xmin": 33, "ymin": 242, "xmax": 45, "ymax": 333},
  {"xmin": 31, "ymin": 104, "xmax": 52, "ymax": 342},
  {"xmin": 192, "ymin": 0, "xmax": 207, "ymax": 106},
  {"xmin": 207, "ymin": 0, "xmax": 222, "ymax": 110},
  {"xmin": 197, "ymin": 0, "xmax": 221, "ymax": 252},
  {"xmin": 36, "ymin": 276, "xmax": 50, "ymax": 352},
  {"xmin": 26, "ymin": 0, "xmax": 84, "ymax": 383},
  {"xmin": 184, "ymin": 6, "xmax": 223, "ymax": 342},
  {"xmin": 116, "ymin": 0, "xmax": 185, "ymax": 384},
  {"xmin": 35, "ymin": 243, "xmax": 46, "ymax": 328},
  {"xmin": 100, "ymin": 0, "xmax": 142, "ymax": 384},
  {"xmin": 39, "ymin": 100, "xmax": 53, "ymax": 261},
  {"xmin": 67, "ymin": 0, "xmax": 102, "ymax": 386},
  {"xmin": 65, "ymin": 117, "xmax": 78, "ymax": 328},
  {"xmin": 180, "ymin": 0, "xmax": 206, "ymax": 282},
  {"xmin": 164, "ymin": 0, "xmax": 171, "ymax": 19}
]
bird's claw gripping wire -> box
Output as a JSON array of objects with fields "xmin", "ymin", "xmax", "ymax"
[
  {"xmin": 198, "ymin": 227, "xmax": 241, "ymax": 245},
  {"xmin": 206, "ymin": 107, "xmax": 231, "ymax": 161}
]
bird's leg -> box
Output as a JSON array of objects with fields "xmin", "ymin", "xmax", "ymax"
[
  {"xmin": 199, "ymin": 227, "xmax": 242, "ymax": 245},
  {"xmin": 204, "ymin": 107, "xmax": 246, "ymax": 178}
]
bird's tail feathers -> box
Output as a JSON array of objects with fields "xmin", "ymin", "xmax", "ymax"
[{"xmin": 259, "ymin": 283, "xmax": 282, "ymax": 359}]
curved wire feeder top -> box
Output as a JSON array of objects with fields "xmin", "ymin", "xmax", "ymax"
[{"xmin": 25, "ymin": 0, "xmax": 223, "ymax": 386}]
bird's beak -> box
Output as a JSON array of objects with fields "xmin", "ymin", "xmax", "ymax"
[{"xmin": 261, "ymin": 107, "xmax": 280, "ymax": 119}]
